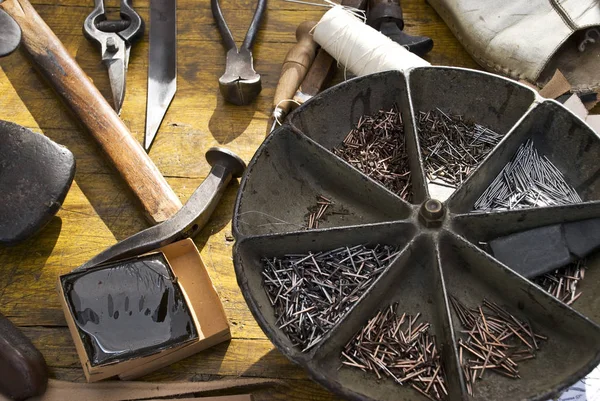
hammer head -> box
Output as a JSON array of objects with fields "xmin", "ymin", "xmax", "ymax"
[
  {"xmin": 0, "ymin": 9, "xmax": 21, "ymax": 57},
  {"xmin": 219, "ymin": 48, "xmax": 262, "ymax": 106}
]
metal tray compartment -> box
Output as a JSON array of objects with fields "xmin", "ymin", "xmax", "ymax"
[{"xmin": 233, "ymin": 69, "xmax": 600, "ymax": 401}]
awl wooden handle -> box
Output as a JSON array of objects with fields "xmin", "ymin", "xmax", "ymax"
[
  {"xmin": 272, "ymin": 21, "xmax": 319, "ymax": 115},
  {"xmin": 0, "ymin": 0, "xmax": 182, "ymax": 225}
]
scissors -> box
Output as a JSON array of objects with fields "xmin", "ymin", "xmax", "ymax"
[{"xmin": 83, "ymin": 0, "xmax": 144, "ymax": 114}]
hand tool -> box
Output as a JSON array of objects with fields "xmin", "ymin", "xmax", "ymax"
[
  {"xmin": 292, "ymin": 48, "xmax": 336, "ymax": 106},
  {"xmin": 273, "ymin": 0, "xmax": 369, "ymax": 132},
  {"xmin": 0, "ymin": 120, "xmax": 75, "ymax": 245},
  {"xmin": 0, "ymin": 0, "xmax": 182, "ymax": 225},
  {"xmin": 488, "ymin": 218, "xmax": 600, "ymax": 278},
  {"xmin": 0, "ymin": 9, "xmax": 20, "ymax": 57},
  {"xmin": 83, "ymin": 0, "xmax": 144, "ymax": 114},
  {"xmin": 0, "ymin": 313, "xmax": 47, "ymax": 400},
  {"xmin": 266, "ymin": 21, "xmax": 319, "ymax": 133},
  {"xmin": 144, "ymin": 0, "xmax": 176, "ymax": 151},
  {"xmin": 77, "ymin": 147, "xmax": 246, "ymax": 270},
  {"xmin": 211, "ymin": 0, "xmax": 266, "ymax": 106},
  {"xmin": 367, "ymin": 0, "xmax": 433, "ymax": 57}
]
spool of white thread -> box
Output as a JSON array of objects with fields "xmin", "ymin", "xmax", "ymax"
[{"xmin": 313, "ymin": 6, "xmax": 430, "ymax": 76}]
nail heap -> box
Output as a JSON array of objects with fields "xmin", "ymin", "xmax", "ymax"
[
  {"xmin": 262, "ymin": 244, "xmax": 400, "ymax": 351},
  {"xmin": 305, "ymin": 195, "xmax": 335, "ymax": 229},
  {"xmin": 341, "ymin": 303, "xmax": 447, "ymax": 401},
  {"xmin": 474, "ymin": 139, "xmax": 581, "ymax": 211},
  {"xmin": 332, "ymin": 105, "xmax": 413, "ymax": 201},
  {"xmin": 533, "ymin": 259, "xmax": 585, "ymax": 306},
  {"xmin": 450, "ymin": 296, "xmax": 547, "ymax": 396},
  {"xmin": 417, "ymin": 109, "xmax": 503, "ymax": 189}
]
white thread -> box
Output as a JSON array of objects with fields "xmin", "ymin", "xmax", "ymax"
[
  {"xmin": 274, "ymin": 99, "xmax": 302, "ymax": 126},
  {"xmin": 283, "ymin": 0, "xmax": 366, "ymax": 22},
  {"xmin": 313, "ymin": 6, "xmax": 430, "ymax": 77}
]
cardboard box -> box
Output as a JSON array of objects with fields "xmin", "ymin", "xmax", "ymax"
[{"xmin": 58, "ymin": 238, "xmax": 230, "ymax": 382}]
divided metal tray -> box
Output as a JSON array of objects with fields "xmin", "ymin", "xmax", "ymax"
[{"xmin": 232, "ymin": 69, "xmax": 600, "ymax": 401}]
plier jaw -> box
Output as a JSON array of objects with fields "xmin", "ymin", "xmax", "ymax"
[{"xmin": 83, "ymin": 0, "xmax": 144, "ymax": 114}]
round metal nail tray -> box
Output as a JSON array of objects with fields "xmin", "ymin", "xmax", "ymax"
[{"xmin": 232, "ymin": 68, "xmax": 600, "ymax": 401}]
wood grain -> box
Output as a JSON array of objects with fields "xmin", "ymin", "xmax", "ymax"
[
  {"xmin": 0, "ymin": 1, "xmax": 564, "ymax": 400},
  {"xmin": 0, "ymin": 0, "xmax": 182, "ymax": 225},
  {"xmin": 271, "ymin": 20, "xmax": 318, "ymax": 115}
]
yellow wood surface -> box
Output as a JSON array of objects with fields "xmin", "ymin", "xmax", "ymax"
[{"xmin": 0, "ymin": 0, "xmax": 540, "ymax": 399}]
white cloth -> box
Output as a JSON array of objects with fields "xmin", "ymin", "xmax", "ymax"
[{"xmin": 427, "ymin": 0, "xmax": 600, "ymax": 87}]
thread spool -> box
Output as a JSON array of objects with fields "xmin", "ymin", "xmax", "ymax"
[{"xmin": 313, "ymin": 6, "xmax": 430, "ymax": 76}]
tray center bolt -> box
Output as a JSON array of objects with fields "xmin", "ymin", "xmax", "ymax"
[{"xmin": 419, "ymin": 199, "xmax": 445, "ymax": 228}]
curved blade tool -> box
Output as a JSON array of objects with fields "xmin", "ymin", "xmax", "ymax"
[
  {"xmin": 145, "ymin": 0, "xmax": 177, "ymax": 152},
  {"xmin": 77, "ymin": 148, "xmax": 246, "ymax": 270}
]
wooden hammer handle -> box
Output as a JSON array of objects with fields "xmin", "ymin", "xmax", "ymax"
[{"xmin": 0, "ymin": 0, "xmax": 182, "ymax": 224}]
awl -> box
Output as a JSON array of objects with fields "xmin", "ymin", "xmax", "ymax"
[
  {"xmin": 292, "ymin": 0, "xmax": 368, "ymax": 113},
  {"xmin": 267, "ymin": 21, "xmax": 318, "ymax": 134},
  {"xmin": 145, "ymin": 0, "xmax": 177, "ymax": 152}
]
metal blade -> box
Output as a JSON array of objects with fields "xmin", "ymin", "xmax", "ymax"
[
  {"xmin": 144, "ymin": 0, "xmax": 177, "ymax": 152},
  {"xmin": 106, "ymin": 57, "xmax": 126, "ymax": 114}
]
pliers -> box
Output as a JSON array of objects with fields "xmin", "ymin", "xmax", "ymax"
[
  {"xmin": 211, "ymin": 0, "xmax": 266, "ymax": 105},
  {"xmin": 83, "ymin": 0, "xmax": 144, "ymax": 114}
]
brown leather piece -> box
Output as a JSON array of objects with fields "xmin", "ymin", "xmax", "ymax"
[{"xmin": 538, "ymin": 33, "xmax": 600, "ymax": 93}]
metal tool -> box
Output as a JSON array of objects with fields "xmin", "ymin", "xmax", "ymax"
[
  {"xmin": 83, "ymin": 0, "xmax": 144, "ymax": 114},
  {"xmin": 1, "ymin": 0, "xmax": 181, "ymax": 224},
  {"xmin": 367, "ymin": 0, "xmax": 433, "ymax": 57},
  {"xmin": 270, "ymin": 0, "xmax": 368, "ymax": 133},
  {"xmin": 266, "ymin": 21, "xmax": 318, "ymax": 133},
  {"xmin": 78, "ymin": 147, "xmax": 246, "ymax": 270},
  {"xmin": 211, "ymin": 0, "xmax": 266, "ymax": 105},
  {"xmin": 0, "ymin": 120, "xmax": 75, "ymax": 245},
  {"xmin": 0, "ymin": 9, "xmax": 20, "ymax": 57},
  {"xmin": 145, "ymin": 0, "xmax": 176, "ymax": 151}
]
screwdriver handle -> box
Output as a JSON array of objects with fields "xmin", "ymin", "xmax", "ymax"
[
  {"xmin": 271, "ymin": 21, "xmax": 319, "ymax": 115},
  {"xmin": 0, "ymin": 0, "xmax": 182, "ymax": 225}
]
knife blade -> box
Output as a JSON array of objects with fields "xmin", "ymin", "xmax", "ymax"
[{"xmin": 144, "ymin": 0, "xmax": 177, "ymax": 152}]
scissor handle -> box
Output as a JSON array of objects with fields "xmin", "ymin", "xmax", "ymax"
[
  {"xmin": 83, "ymin": 0, "xmax": 143, "ymax": 45},
  {"xmin": 118, "ymin": 0, "xmax": 144, "ymax": 44},
  {"xmin": 1, "ymin": 0, "xmax": 182, "ymax": 224}
]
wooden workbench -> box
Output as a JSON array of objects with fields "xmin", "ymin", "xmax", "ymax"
[{"xmin": 0, "ymin": 0, "xmax": 483, "ymax": 399}]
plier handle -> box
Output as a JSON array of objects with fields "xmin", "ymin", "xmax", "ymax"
[{"xmin": 83, "ymin": 0, "xmax": 144, "ymax": 113}]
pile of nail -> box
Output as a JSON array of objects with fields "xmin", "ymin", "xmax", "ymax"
[
  {"xmin": 332, "ymin": 105, "xmax": 413, "ymax": 201},
  {"xmin": 417, "ymin": 109, "xmax": 503, "ymax": 189},
  {"xmin": 305, "ymin": 195, "xmax": 335, "ymax": 229},
  {"xmin": 534, "ymin": 259, "xmax": 585, "ymax": 306},
  {"xmin": 450, "ymin": 296, "xmax": 547, "ymax": 396},
  {"xmin": 341, "ymin": 303, "xmax": 447, "ymax": 401},
  {"xmin": 261, "ymin": 244, "xmax": 400, "ymax": 351},
  {"xmin": 474, "ymin": 139, "xmax": 581, "ymax": 211}
]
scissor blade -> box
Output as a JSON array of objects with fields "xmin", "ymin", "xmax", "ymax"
[
  {"xmin": 144, "ymin": 0, "xmax": 177, "ymax": 152},
  {"xmin": 106, "ymin": 57, "xmax": 126, "ymax": 114}
]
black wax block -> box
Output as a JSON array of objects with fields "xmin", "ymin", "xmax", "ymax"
[
  {"xmin": 61, "ymin": 253, "xmax": 197, "ymax": 366},
  {"xmin": 489, "ymin": 224, "xmax": 573, "ymax": 278},
  {"xmin": 564, "ymin": 218, "xmax": 600, "ymax": 259}
]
